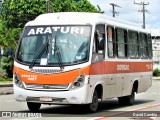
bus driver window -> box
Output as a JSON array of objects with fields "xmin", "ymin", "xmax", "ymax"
[{"xmin": 94, "ymin": 24, "xmax": 105, "ymax": 54}]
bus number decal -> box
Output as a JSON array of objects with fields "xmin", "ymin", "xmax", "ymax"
[
  {"xmin": 146, "ymin": 64, "xmax": 153, "ymax": 70},
  {"xmin": 117, "ymin": 65, "xmax": 129, "ymax": 71}
]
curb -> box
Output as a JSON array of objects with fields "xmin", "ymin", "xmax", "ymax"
[
  {"xmin": 0, "ymin": 84, "xmax": 13, "ymax": 95},
  {"xmin": 0, "ymin": 90, "xmax": 13, "ymax": 95},
  {"xmin": 0, "ymin": 83, "xmax": 13, "ymax": 87},
  {"xmin": 152, "ymin": 77, "xmax": 160, "ymax": 80}
]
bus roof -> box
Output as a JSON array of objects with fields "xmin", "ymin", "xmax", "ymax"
[{"xmin": 26, "ymin": 12, "xmax": 149, "ymax": 33}]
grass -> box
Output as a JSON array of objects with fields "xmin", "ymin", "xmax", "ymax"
[{"xmin": 0, "ymin": 77, "xmax": 13, "ymax": 83}]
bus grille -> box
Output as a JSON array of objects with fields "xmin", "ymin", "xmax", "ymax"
[
  {"xmin": 24, "ymin": 83, "xmax": 69, "ymax": 91},
  {"xmin": 30, "ymin": 68, "xmax": 63, "ymax": 74}
]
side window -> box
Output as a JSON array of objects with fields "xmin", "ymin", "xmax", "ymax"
[
  {"xmin": 107, "ymin": 26, "xmax": 115, "ymax": 57},
  {"xmin": 140, "ymin": 33, "xmax": 148, "ymax": 58},
  {"xmin": 116, "ymin": 28, "xmax": 127, "ymax": 58},
  {"xmin": 128, "ymin": 31, "xmax": 139, "ymax": 58},
  {"xmin": 92, "ymin": 24, "xmax": 105, "ymax": 63}
]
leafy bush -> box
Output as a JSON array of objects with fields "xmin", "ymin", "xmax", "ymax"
[
  {"xmin": 0, "ymin": 68, "xmax": 8, "ymax": 78},
  {"xmin": 153, "ymin": 68, "xmax": 160, "ymax": 77},
  {"xmin": 0, "ymin": 72, "xmax": 8, "ymax": 78},
  {"xmin": 1, "ymin": 56, "xmax": 14, "ymax": 78}
]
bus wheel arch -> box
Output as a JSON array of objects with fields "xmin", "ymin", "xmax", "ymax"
[
  {"xmin": 133, "ymin": 80, "xmax": 138, "ymax": 93},
  {"xmin": 95, "ymin": 84, "xmax": 103, "ymax": 100}
]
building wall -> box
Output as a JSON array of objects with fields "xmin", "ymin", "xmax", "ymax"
[{"xmin": 152, "ymin": 36, "xmax": 160, "ymax": 70}]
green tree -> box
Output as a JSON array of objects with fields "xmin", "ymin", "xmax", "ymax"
[
  {"xmin": 50, "ymin": 0, "xmax": 98, "ymax": 12},
  {"xmin": 76, "ymin": 0, "xmax": 98, "ymax": 12},
  {"xmin": 0, "ymin": 16, "xmax": 21, "ymax": 50},
  {"xmin": 2, "ymin": 0, "xmax": 46, "ymax": 28},
  {"xmin": 50, "ymin": 0, "xmax": 77, "ymax": 12},
  {"xmin": 1, "ymin": 0, "xmax": 98, "ymax": 29}
]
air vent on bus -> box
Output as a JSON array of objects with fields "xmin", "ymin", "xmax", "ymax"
[
  {"xmin": 30, "ymin": 68, "xmax": 63, "ymax": 74},
  {"xmin": 24, "ymin": 83, "xmax": 69, "ymax": 91}
]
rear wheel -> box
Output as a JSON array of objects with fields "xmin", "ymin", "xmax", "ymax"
[
  {"xmin": 27, "ymin": 102, "xmax": 41, "ymax": 112},
  {"xmin": 118, "ymin": 88, "xmax": 135, "ymax": 105},
  {"xmin": 88, "ymin": 90, "xmax": 98, "ymax": 112}
]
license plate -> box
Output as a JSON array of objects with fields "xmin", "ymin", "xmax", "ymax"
[{"xmin": 40, "ymin": 97, "xmax": 52, "ymax": 102}]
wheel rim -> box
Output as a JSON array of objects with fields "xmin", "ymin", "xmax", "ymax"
[{"xmin": 93, "ymin": 96, "xmax": 98, "ymax": 108}]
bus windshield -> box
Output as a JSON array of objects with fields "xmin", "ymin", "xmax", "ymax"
[{"xmin": 17, "ymin": 25, "xmax": 91, "ymax": 67}]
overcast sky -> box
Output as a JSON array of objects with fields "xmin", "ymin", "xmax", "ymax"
[{"xmin": 88, "ymin": 0, "xmax": 160, "ymax": 29}]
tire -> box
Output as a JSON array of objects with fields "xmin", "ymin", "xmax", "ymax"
[
  {"xmin": 118, "ymin": 88, "xmax": 135, "ymax": 105},
  {"xmin": 27, "ymin": 102, "xmax": 41, "ymax": 112},
  {"xmin": 88, "ymin": 90, "xmax": 99, "ymax": 112}
]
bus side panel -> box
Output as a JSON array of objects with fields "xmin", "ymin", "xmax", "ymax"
[
  {"xmin": 90, "ymin": 61, "xmax": 153, "ymax": 99},
  {"xmin": 121, "ymin": 75, "xmax": 134, "ymax": 96}
]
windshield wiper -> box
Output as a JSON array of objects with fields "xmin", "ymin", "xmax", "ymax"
[
  {"xmin": 29, "ymin": 40, "xmax": 49, "ymax": 69},
  {"xmin": 54, "ymin": 36, "xmax": 64, "ymax": 70}
]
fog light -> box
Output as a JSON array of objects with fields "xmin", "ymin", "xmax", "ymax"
[
  {"xmin": 70, "ymin": 97, "xmax": 77, "ymax": 103},
  {"xmin": 18, "ymin": 95, "xmax": 25, "ymax": 101}
]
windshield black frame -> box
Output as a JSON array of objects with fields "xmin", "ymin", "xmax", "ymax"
[{"xmin": 15, "ymin": 25, "xmax": 92, "ymax": 67}]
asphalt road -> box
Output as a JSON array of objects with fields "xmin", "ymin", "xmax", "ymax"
[{"xmin": 0, "ymin": 79, "xmax": 160, "ymax": 120}]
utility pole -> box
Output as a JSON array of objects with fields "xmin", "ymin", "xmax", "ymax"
[
  {"xmin": 110, "ymin": 3, "xmax": 121, "ymax": 17},
  {"xmin": 134, "ymin": 1, "xmax": 149, "ymax": 29},
  {"xmin": 46, "ymin": 0, "xmax": 50, "ymax": 13}
]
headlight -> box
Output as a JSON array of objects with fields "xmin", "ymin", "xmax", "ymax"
[
  {"xmin": 69, "ymin": 73, "xmax": 86, "ymax": 90},
  {"xmin": 14, "ymin": 72, "xmax": 25, "ymax": 89}
]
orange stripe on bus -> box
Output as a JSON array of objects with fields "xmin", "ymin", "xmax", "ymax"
[
  {"xmin": 90, "ymin": 61, "xmax": 153, "ymax": 75},
  {"xmin": 13, "ymin": 66, "xmax": 90, "ymax": 84}
]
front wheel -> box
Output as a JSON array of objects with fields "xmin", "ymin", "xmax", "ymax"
[
  {"xmin": 118, "ymin": 88, "xmax": 135, "ymax": 105},
  {"xmin": 88, "ymin": 90, "xmax": 99, "ymax": 112},
  {"xmin": 27, "ymin": 102, "xmax": 41, "ymax": 112}
]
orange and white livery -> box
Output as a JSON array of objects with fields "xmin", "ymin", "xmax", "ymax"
[{"xmin": 13, "ymin": 12, "xmax": 153, "ymax": 112}]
